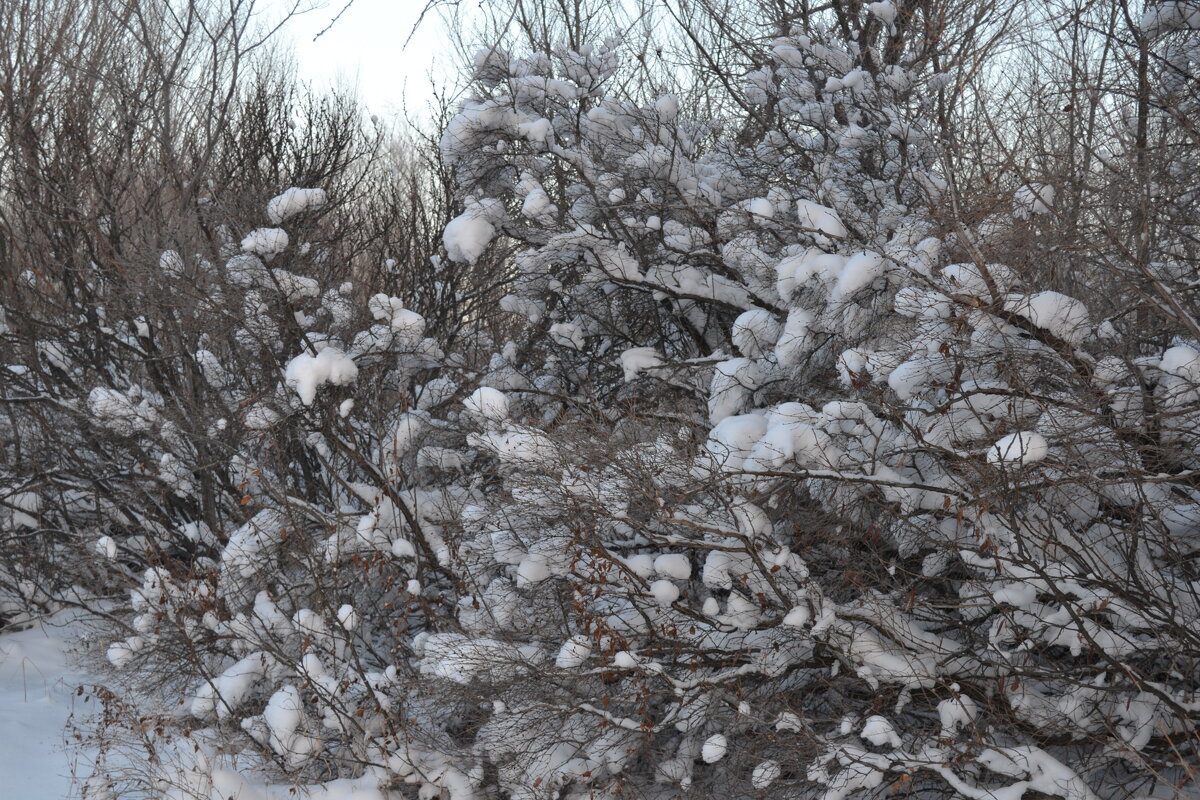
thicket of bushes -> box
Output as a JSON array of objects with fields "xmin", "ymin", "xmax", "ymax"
[{"xmin": 2, "ymin": 1, "xmax": 1199, "ymax": 798}]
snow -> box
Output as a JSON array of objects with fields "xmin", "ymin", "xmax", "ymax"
[
  {"xmin": 262, "ymin": 684, "xmax": 304, "ymax": 755},
  {"xmin": 835, "ymin": 251, "xmax": 885, "ymax": 297},
  {"xmin": 988, "ymin": 431, "xmax": 1049, "ymax": 466},
  {"xmin": 623, "ymin": 554, "xmax": 654, "ymax": 578},
  {"xmin": 706, "ymin": 413, "xmax": 768, "ymax": 472},
  {"xmin": 225, "ymin": 253, "xmax": 270, "ymax": 287},
  {"xmin": 159, "ymin": 249, "xmax": 185, "ymax": 279},
  {"xmin": 87, "ymin": 387, "xmax": 159, "ymax": 436},
  {"xmin": 550, "ymin": 322, "xmax": 585, "ymax": 350},
  {"xmin": 722, "ymin": 593, "xmax": 761, "ymax": 629},
  {"xmin": 976, "ymin": 747, "xmax": 1100, "ymax": 800},
  {"xmin": 731, "ymin": 309, "xmax": 780, "ymax": 358},
  {"xmin": 1160, "ymin": 344, "xmax": 1200, "ymax": 381},
  {"xmin": 1140, "ymin": 2, "xmax": 1200, "ymax": 36},
  {"xmin": 554, "ymin": 635, "xmax": 592, "ymax": 669},
  {"xmin": 620, "ymin": 347, "xmax": 665, "ymax": 382},
  {"xmin": 368, "ymin": 294, "xmax": 426, "ymax": 340},
  {"xmin": 795, "ymin": 200, "xmax": 847, "ymax": 238},
  {"xmin": 709, "ymin": 357, "xmax": 762, "ymax": 423},
  {"xmin": 860, "ymin": 715, "xmax": 900, "ymax": 747},
  {"xmin": 655, "ymin": 93, "xmax": 679, "ymax": 120},
  {"xmin": 939, "ymin": 262, "xmax": 1012, "ymax": 298},
  {"xmin": 96, "ymin": 535, "xmax": 117, "ymax": 559},
  {"xmin": 285, "ymin": 348, "xmax": 358, "ymax": 405},
  {"xmin": 444, "ymin": 202, "xmax": 498, "ymax": 264},
  {"xmin": 516, "ymin": 554, "xmax": 551, "ymax": 586},
  {"xmin": 893, "ymin": 286, "xmax": 950, "ymax": 318},
  {"xmin": 500, "ymin": 294, "xmax": 545, "ymax": 323},
  {"xmin": 867, "ymin": 1, "xmax": 897, "ymax": 27},
  {"xmin": 596, "ymin": 244, "xmax": 643, "ymax": 281},
  {"xmin": 267, "ymin": 187, "xmax": 327, "ymax": 224},
  {"xmin": 241, "ymin": 227, "xmax": 290, "ymax": 257},
  {"xmin": 0, "ymin": 612, "xmax": 98, "ymax": 800},
  {"xmin": 419, "ymin": 633, "xmax": 530, "ymax": 685},
  {"xmin": 613, "ymin": 651, "xmax": 639, "ymax": 669},
  {"xmin": 746, "ymin": 198, "xmax": 775, "ymax": 220},
  {"xmin": 887, "ymin": 354, "xmax": 951, "ymax": 400},
  {"xmin": 783, "ymin": 605, "xmax": 810, "ymax": 627},
  {"xmin": 1014, "ymin": 183, "xmax": 1055, "ymax": 217},
  {"xmin": 464, "ymin": 387, "xmax": 509, "ymax": 422},
  {"xmin": 775, "ymin": 308, "xmax": 816, "ymax": 366},
  {"xmin": 776, "ymin": 248, "xmax": 843, "ymax": 299},
  {"xmin": 1004, "ymin": 291, "xmax": 1091, "ymax": 346},
  {"xmin": 752, "ymin": 760, "xmax": 781, "ymax": 789},
  {"xmin": 653, "ymin": 553, "xmax": 692, "ymax": 580},
  {"xmin": 701, "ymin": 733, "xmax": 728, "ymax": 763},
  {"xmin": 649, "ymin": 579, "xmax": 680, "ymax": 606},
  {"xmin": 516, "ymin": 117, "xmax": 553, "ymax": 145},
  {"xmin": 522, "ymin": 188, "xmax": 555, "ymax": 218},
  {"xmin": 207, "ymin": 769, "xmax": 390, "ymax": 800},
  {"xmin": 190, "ymin": 651, "xmax": 275, "ymax": 719},
  {"xmin": 938, "ymin": 692, "xmax": 978, "ymax": 738},
  {"xmin": 336, "ymin": 604, "xmax": 358, "ymax": 631}
]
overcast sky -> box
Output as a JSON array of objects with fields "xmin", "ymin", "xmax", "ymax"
[{"xmin": 270, "ymin": 0, "xmax": 463, "ymax": 119}]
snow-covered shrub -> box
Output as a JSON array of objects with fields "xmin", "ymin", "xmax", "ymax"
[
  {"xmin": 347, "ymin": 6, "xmax": 1196, "ymax": 800},
  {"xmin": 0, "ymin": 0, "xmax": 497, "ymax": 631},
  {"xmin": 4, "ymin": 1, "xmax": 1200, "ymax": 798}
]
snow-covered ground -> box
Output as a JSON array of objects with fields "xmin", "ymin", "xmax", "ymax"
[
  {"xmin": 0, "ymin": 613, "xmax": 96, "ymax": 799},
  {"xmin": 0, "ymin": 613, "xmax": 392, "ymax": 800}
]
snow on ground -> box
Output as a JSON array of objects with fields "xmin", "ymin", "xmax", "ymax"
[{"xmin": 0, "ymin": 613, "xmax": 96, "ymax": 799}]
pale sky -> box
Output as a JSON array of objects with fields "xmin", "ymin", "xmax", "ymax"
[{"xmin": 267, "ymin": 0, "xmax": 464, "ymax": 119}]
